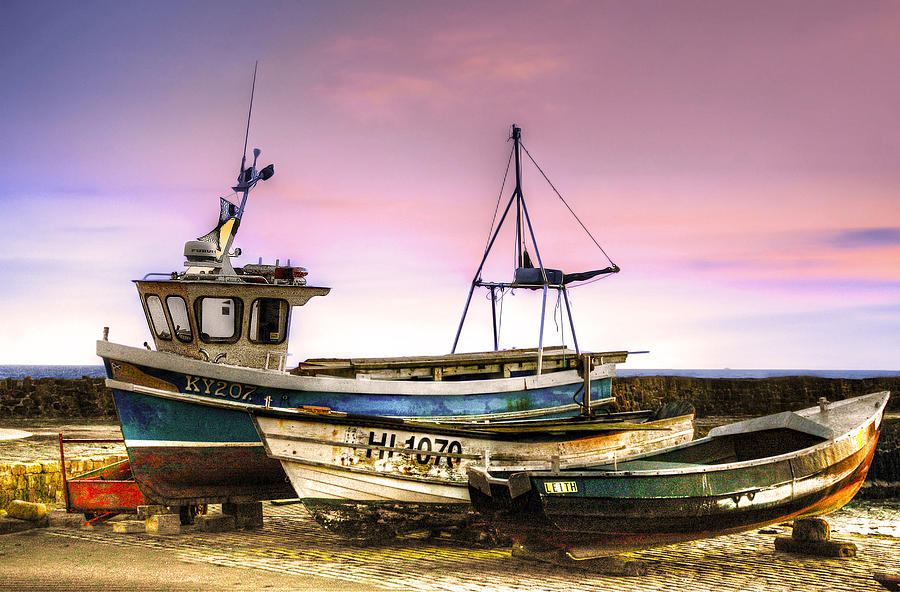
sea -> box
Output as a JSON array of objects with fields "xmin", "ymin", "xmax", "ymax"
[{"xmin": 1, "ymin": 365, "xmax": 899, "ymax": 380}]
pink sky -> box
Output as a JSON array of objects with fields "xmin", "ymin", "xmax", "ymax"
[{"xmin": 1, "ymin": 1, "xmax": 898, "ymax": 368}]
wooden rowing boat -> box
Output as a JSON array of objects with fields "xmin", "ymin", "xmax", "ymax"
[{"xmin": 468, "ymin": 391, "xmax": 889, "ymax": 558}]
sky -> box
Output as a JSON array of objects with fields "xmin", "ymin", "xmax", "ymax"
[{"xmin": 1, "ymin": 1, "xmax": 898, "ymax": 369}]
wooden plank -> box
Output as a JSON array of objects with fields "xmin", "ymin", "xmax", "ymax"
[
  {"xmin": 304, "ymin": 346, "xmax": 580, "ymax": 368},
  {"xmin": 298, "ymin": 347, "xmax": 616, "ymax": 380}
]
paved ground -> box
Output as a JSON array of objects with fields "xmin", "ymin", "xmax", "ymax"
[
  {"xmin": 1, "ymin": 502, "xmax": 897, "ymax": 592},
  {"xmin": 0, "ymin": 421, "xmax": 124, "ymax": 463},
  {"xmin": 2, "ymin": 420, "xmax": 899, "ymax": 591}
]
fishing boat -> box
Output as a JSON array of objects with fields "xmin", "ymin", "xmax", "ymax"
[
  {"xmin": 249, "ymin": 396, "xmax": 695, "ymax": 537},
  {"xmin": 97, "ymin": 73, "xmax": 633, "ymax": 509},
  {"xmin": 468, "ymin": 391, "xmax": 890, "ymax": 558}
]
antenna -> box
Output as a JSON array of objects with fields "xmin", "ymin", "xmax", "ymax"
[{"xmin": 238, "ymin": 61, "xmax": 259, "ymax": 181}]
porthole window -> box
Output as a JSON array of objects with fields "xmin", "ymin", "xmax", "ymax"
[
  {"xmin": 165, "ymin": 296, "xmax": 193, "ymax": 343},
  {"xmin": 195, "ymin": 297, "xmax": 242, "ymax": 343},
  {"xmin": 249, "ymin": 298, "xmax": 289, "ymax": 344},
  {"xmin": 145, "ymin": 295, "xmax": 171, "ymax": 340}
]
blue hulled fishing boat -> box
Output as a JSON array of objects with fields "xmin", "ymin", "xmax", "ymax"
[{"xmin": 98, "ymin": 74, "xmax": 631, "ymax": 509}]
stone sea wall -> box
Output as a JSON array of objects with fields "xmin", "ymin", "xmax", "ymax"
[
  {"xmin": 613, "ymin": 375, "xmax": 900, "ymax": 416},
  {"xmin": 0, "ymin": 377, "xmax": 114, "ymax": 418},
  {"xmin": 1, "ymin": 374, "xmax": 898, "ymax": 489},
  {"xmin": 0, "ymin": 454, "xmax": 129, "ymax": 508},
  {"xmin": 3, "ymin": 374, "xmax": 898, "ymax": 419}
]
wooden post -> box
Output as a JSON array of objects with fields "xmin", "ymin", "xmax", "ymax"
[
  {"xmin": 537, "ymin": 284, "xmax": 547, "ymax": 375},
  {"xmin": 490, "ymin": 286, "xmax": 498, "ymax": 351},
  {"xmin": 582, "ymin": 354, "xmax": 592, "ymax": 416}
]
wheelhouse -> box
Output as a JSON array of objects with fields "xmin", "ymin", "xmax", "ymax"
[{"xmin": 136, "ymin": 275, "xmax": 329, "ymax": 370}]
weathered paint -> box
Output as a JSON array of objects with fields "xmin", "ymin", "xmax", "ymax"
[
  {"xmin": 470, "ymin": 392, "xmax": 889, "ymax": 556},
  {"xmin": 106, "ymin": 353, "xmax": 615, "ymax": 505},
  {"xmin": 252, "ymin": 407, "xmax": 695, "ymax": 505}
]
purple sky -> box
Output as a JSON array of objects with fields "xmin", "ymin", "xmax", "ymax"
[{"xmin": 2, "ymin": 1, "xmax": 898, "ymax": 368}]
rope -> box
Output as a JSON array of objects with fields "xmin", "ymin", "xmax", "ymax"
[
  {"xmin": 520, "ymin": 142, "xmax": 616, "ymax": 267},
  {"xmin": 483, "ymin": 145, "xmax": 515, "ymax": 256}
]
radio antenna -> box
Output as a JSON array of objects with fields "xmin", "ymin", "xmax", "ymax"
[{"xmin": 238, "ymin": 61, "xmax": 259, "ymax": 180}]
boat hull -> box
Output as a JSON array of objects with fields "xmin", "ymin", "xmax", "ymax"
[
  {"xmin": 468, "ymin": 392, "xmax": 889, "ymax": 557},
  {"xmin": 253, "ymin": 409, "xmax": 695, "ymax": 503},
  {"xmin": 251, "ymin": 405, "xmax": 694, "ymax": 535},
  {"xmin": 101, "ymin": 341, "xmax": 617, "ymax": 505}
]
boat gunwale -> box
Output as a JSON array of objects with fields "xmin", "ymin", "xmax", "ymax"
[
  {"xmin": 502, "ymin": 391, "xmax": 889, "ymax": 479},
  {"xmin": 106, "ymin": 378, "xmax": 616, "ymax": 423},
  {"xmin": 98, "ymin": 340, "xmax": 617, "ymax": 397},
  {"xmin": 249, "ymin": 407, "xmax": 694, "ymax": 445},
  {"xmin": 250, "ymin": 405, "xmax": 691, "ymax": 437}
]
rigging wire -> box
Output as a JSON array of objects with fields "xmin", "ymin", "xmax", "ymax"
[
  {"xmin": 519, "ymin": 142, "xmax": 616, "ymax": 267},
  {"xmin": 554, "ymin": 290, "xmax": 566, "ymax": 350},
  {"xmin": 482, "ymin": 145, "xmax": 515, "ymax": 259},
  {"xmin": 567, "ymin": 271, "xmax": 616, "ymax": 290}
]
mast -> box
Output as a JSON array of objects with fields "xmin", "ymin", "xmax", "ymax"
[
  {"xmin": 203, "ymin": 62, "xmax": 275, "ymax": 274},
  {"xmin": 513, "ymin": 125, "xmax": 524, "ymax": 270},
  {"xmin": 452, "ymin": 124, "xmax": 612, "ymax": 370}
]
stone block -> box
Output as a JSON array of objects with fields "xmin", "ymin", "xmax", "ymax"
[
  {"xmin": 113, "ymin": 520, "xmax": 146, "ymax": 533},
  {"xmin": 775, "ymin": 535, "xmax": 857, "ymax": 557},
  {"xmin": 10, "ymin": 463, "xmax": 26, "ymax": 476},
  {"xmin": 48, "ymin": 509, "xmax": 86, "ymax": 528},
  {"xmin": 792, "ymin": 517, "xmax": 831, "ymax": 541},
  {"xmin": 24, "ymin": 462, "xmax": 42, "ymax": 474},
  {"xmin": 145, "ymin": 513, "xmax": 180, "ymax": 535},
  {"xmin": 222, "ymin": 501, "xmax": 264, "ymax": 529},
  {"xmin": 6, "ymin": 500, "xmax": 48, "ymax": 521},
  {"xmin": 40, "ymin": 461, "xmax": 59, "ymax": 473},
  {"xmin": 196, "ymin": 513, "xmax": 236, "ymax": 532},
  {"xmin": 136, "ymin": 505, "xmax": 170, "ymax": 519},
  {"xmin": 0, "ymin": 515, "xmax": 47, "ymax": 534}
]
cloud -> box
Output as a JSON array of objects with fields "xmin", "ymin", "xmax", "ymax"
[
  {"xmin": 453, "ymin": 53, "xmax": 566, "ymax": 82},
  {"xmin": 315, "ymin": 73, "xmax": 448, "ymax": 122},
  {"xmin": 827, "ymin": 227, "xmax": 900, "ymax": 249}
]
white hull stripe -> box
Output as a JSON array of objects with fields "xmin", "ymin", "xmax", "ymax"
[{"xmin": 124, "ymin": 440, "xmax": 263, "ymax": 448}]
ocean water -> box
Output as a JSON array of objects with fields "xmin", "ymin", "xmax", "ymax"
[
  {"xmin": 0, "ymin": 365, "xmax": 107, "ymax": 379},
  {"xmin": 0, "ymin": 365, "xmax": 898, "ymax": 380}
]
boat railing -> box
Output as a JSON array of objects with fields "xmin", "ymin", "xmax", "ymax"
[
  {"xmin": 265, "ymin": 351, "xmax": 290, "ymax": 373},
  {"xmin": 139, "ymin": 272, "xmax": 274, "ymax": 284}
]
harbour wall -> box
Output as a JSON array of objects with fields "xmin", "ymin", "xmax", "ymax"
[
  {"xmin": 0, "ymin": 377, "xmax": 114, "ymax": 419},
  {"xmin": 2, "ymin": 375, "xmax": 898, "ymax": 419},
  {"xmin": 0, "ymin": 454, "xmax": 129, "ymax": 509},
  {"xmin": 0, "ymin": 374, "xmax": 898, "ymax": 489},
  {"xmin": 612, "ymin": 375, "xmax": 900, "ymax": 416}
]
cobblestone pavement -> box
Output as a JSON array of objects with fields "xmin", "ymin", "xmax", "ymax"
[{"xmin": 29, "ymin": 503, "xmax": 899, "ymax": 592}]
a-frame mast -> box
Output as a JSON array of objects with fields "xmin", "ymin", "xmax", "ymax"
[{"xmin": 451, "ymin": 125, "xmax": 580, "ymax": 374}]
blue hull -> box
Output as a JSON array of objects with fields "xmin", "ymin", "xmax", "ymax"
[{"xmin": 103, "ymin": 355, "xmax": 613, "ymax": 505}]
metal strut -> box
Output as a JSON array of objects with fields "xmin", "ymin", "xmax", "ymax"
[{"xmin": 451, "ymin": 124, "xmax": 589, "ymax": 371}]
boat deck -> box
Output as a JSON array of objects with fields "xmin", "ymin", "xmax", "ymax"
[{"xmin": 296, "ymin": 347, "xmax": 627, "ymax": 380}]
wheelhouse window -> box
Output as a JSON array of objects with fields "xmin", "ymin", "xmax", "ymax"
[
  {"xmin": 195, "ymin": 297, "xmax": 242, "ymax": 343},
  {"xmin": 249, "ymin": 298, "xmax": 289, "ymax": 344},
  {"xmin": 145, "ymin": 295, "xmax": 171, "ymax": 340},
  {"xmin": 165, "ymin": 296, "xmax": 193, "ymax": 343}
]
